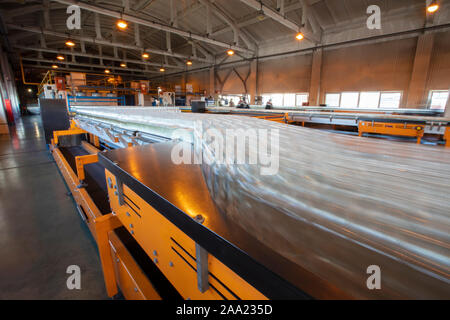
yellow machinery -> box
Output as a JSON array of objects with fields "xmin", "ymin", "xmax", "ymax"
[
  {"xmin": 48, "ymin": 121, "xmax": 305, "ymax": 300},
  {"xmin": 43, "ymin": 101, "xmax": 450, "ymax": 300},
  {"xmin": 358, "ymin": 121, "xmax": 425, "ymax": 144},
  {"xmin": 192, "ymin": 107, "xmax": 450, "ymax": 147}
]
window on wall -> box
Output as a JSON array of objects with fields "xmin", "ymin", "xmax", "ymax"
[
  {"xmin": 359, "ymin": 92, "xmax": 380, "ymax": 109},
  {"xmin": 325, "ymin": 93, "xmax": 341, "ymax": 107},
  {"xmin": 379, "ymin": 92, "xmax": 402, "ymax": 109},
  {"xmin": 326, "ymin": 91, "xmax": 402, "ymax": 108},
  {"xmin": 340, "ymin": 92, "xmax": 359, "ymax": 108},
  {"xmin": 296, "ymin": 94, "xmax": 309, "ymax": 106},
  {"xmin": 284, "ymin": 94, "xmax": 296, "ymax": 107},
  {"xmin": 262, "ymin": 93, "xmax": 309, "ymax": 107},
  {"xmin": 429, "ymin": 90, "xmax": 449, "ymax": 110},
  {"xmin": 271, "ymin": 94, "xmax": 284, "ymax": 106}
]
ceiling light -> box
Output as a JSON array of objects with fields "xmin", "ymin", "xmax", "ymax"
[
  {"xmin": 257, "ymin": 10, "xmax": 265, "ymax": 21},
  {"xmin": 142, "ymin": 52, "xmax": 150, "ymax": 59},
  {"xmin": 296, "ymin": 32, "xmax": 304, "ymax": 41},
  {"xmin": 120, "ymin": 62, "xmax": 127, "ymax": 68},
  {"xmin": 186, "ymin": 60, "xmax": 193, "ymax": 66},
  {"xmin": 65, "ymin": 39, "xmax": 76, "ymax": 47},
  {"xmin": 427, "ymin": 1, "xmax": 439, "ymax": 13},
  {"xmin": 52, "ymin": 65, "xmax": 59, "ymax": 69},
  {"xmin": 116, "ymin": 20, "xmax": 128, "ymax": 30},
  {"xmin": 227, "ymin": 49, "xmax": 235, "ymax": 56},
  {"xmin": 160, "ymin": 67, "xmax": 165, "ymax": 72},
  {"xmin": 27, "ymin": 88, "xmax": 33, "ymax": 93},
  {"xmin": 56, "ymin": 55, "xmax": 65, "ymax": 61},
  {"xmin": 105, "ymin": 69, "xmax": 111, "ymax": 74}
]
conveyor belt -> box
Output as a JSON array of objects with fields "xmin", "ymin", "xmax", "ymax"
[
  {"xmin": 114, "ymin": 227, "xmax": 183, "ymax": 300},
  {"xmin": 99, "ymin": 142, "xmax": 338, "ymax": 300},
  {"xmin": 70, "ymin": 107, "xmax": 450, "ymax": 299},
  {"xmin": 59, "ymin": 146, "xmax": 110, "ymax": 215},
  {"xmin": 205, "ymin": 107, "xmax": 450, "ymax": 124},
  {"xmin": 59, "ymin": 145, "xmax": 182, "ymax": 300}
]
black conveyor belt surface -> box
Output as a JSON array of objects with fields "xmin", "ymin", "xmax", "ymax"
[
  {"xmin": 59, "ymin": 146, "xmax": 110, "ymax": 215},
  {"xmin": 59, "ymin": 146, "xmax": 181, "ymax": 299}
]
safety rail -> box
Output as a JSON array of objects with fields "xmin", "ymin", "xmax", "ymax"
[{"xmin": 37, "ymin": 71, "xmax": 55, "ymax": 96}]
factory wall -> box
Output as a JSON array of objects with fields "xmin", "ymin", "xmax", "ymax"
[
  {"xmin": 220, "ymin": 64, "xmax": 253, "ymax": 95},
  {"xmin": 426, "ymin": 31, "xmax": 450, "ymax": 91},
  {"xmin": 185, "ymin": 72, "xmax": 209, "ymax": 93},
  {"xmin": 159, "ymin": 30, "xmax": 450, "ymax": 109},
  {"xmin": 258, "ymin": 54, "xmax": 312, "ymax": 94},
  {"xmin": 320, "ymin": 38, "xmax": 417, "ymax": 107}
]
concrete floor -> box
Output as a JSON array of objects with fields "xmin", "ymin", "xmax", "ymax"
[{"xmin": 0, "ymin": 115, "xmax": 108, "ymax": 300}]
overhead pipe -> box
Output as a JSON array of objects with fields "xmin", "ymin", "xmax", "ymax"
[{"xmin": 19, "ymin": 56, "xmax": 40, "ymax": 86}]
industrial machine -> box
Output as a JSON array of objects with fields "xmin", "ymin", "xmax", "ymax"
[
  {"xmin": 42, "ymin": 100, "xmax": 450, "ymax": 300},
  {"xmin": 194, "ymin": 107, "xmax": 450, "ymax": 147}
]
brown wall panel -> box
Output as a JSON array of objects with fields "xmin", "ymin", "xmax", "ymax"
[
  {"xmin": 321, "ymin": 38, "xmax": 417, "ymax": 107},
  {"xmin": 427, "ymin": 31, "xmax": 450, "ymax": 91},
  {"xmin": 258, "ymin": 54, "xmax": 312, "ymax": 94},
  {"xmin": 156, "ymin": 31, "xmax": 450, "ymax": 109}
]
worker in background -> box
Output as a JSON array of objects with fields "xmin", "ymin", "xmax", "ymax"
[
  {"xmin": 229, "ymin": 99, "xmax": 235, "ymax": 108},
  {"xmin": 206, "ymin": 95, "xmax": 214, "ymax": 107},
  {"xmin": 237, "ymin": 97, "xmax": 250, "ymax": 109},
  {"xmin": 265, "ymin": 99, "xmax": 273, "ymax": 110}
]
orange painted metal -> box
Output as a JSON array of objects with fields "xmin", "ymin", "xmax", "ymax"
[
  {"xmin": 53, "ymin": 128, "xmax": 87, "ymax": 145},
  {"xmin": 75, "ymin": 154, "xmax": 99, "ymax": 182},
  {"xmin": 109, "ymin": 231, "xmax": 162, "ymax": 300},
  {"xmin": 358, "ymin": 121, "xmax": 425, "ymax": 144},
  {"xmin": 105, "ymin": 169, "xmax": 268, "ymax": 300},
  {"xmin": 445, "ymin": 127, "xmax": 450, "ymax": 147},
  {"xmin": 81, "ymin": 140, "xmax": 101, "ymax": 154},
  {"xmin": 52, "ymin": 147, "xmax": 122, "ymax": 297}
]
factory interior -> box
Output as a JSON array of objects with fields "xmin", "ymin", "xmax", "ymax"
[{"xmin": 0, "ymin": 0, "xmax": 449, "ymax": 302}]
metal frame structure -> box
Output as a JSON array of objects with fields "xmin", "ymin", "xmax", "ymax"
[
  {"xmin": 48, "ymin": 118, "xmax": 292, "ymax": 300},
  {"xmin": 196, "ymin": 106, "xmax": 450, "ymax": 146},
  {"xmin": 43, "ymin": 101, "xmax": 450, "ymax": 300}
]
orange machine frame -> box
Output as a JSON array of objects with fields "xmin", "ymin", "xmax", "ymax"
[
  {"xmin": 51, "ymin": 127, "xmax": 155, "ymax": 299},
  {"xmin": 51, "ymin": 126, "xmax": 267, "ymax": 300},
  {"xmin": 358, "ymin": 121, "xmax": 425, "ymax": 144},
  {"xmin": 105, "ymin": 170, "xmax": 267, "ymax": 300},
  {"xmin": 445, "ymin": 127, "xmax": 450, "ymax": 147}
]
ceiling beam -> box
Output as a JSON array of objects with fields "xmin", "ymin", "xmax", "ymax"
[
  {"xmin": 198, "ymin": 0, "xmax": 256, "ymax": 51},
  {"xmin": 4, "ymin": 4, "xmax": 64, "ymax": 19},
  {"xmin": 22, "ymin": 64, "xmax": 148, "ymax": 78},
  {"xmin": 13, "ymin": 45, "xmax": 185, "ymax": 70},
  {"xmin": 21, "ymin": 57, "xmax": 160, "ymax": 74},
  {"xmin": 50, "ymin": 0, "xmax": 254, "ymax": 55},
  {"xmin": 237, "ymin": 0, "xmax": 319, "ymax": 42},
  {"xmin": 6, "ymin": 23, "xmax": 212, "ymax": 63},
  {"xmin": 133, "ymin": 0, "xmax": 156, "ymax": 12},
  {"xmin": 299, "ymin": 0, "xmax": 322, "ymax": 37},
  {"xmin": 238, "ymin": 0, "xmax": 301, "ymax": 31}
]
